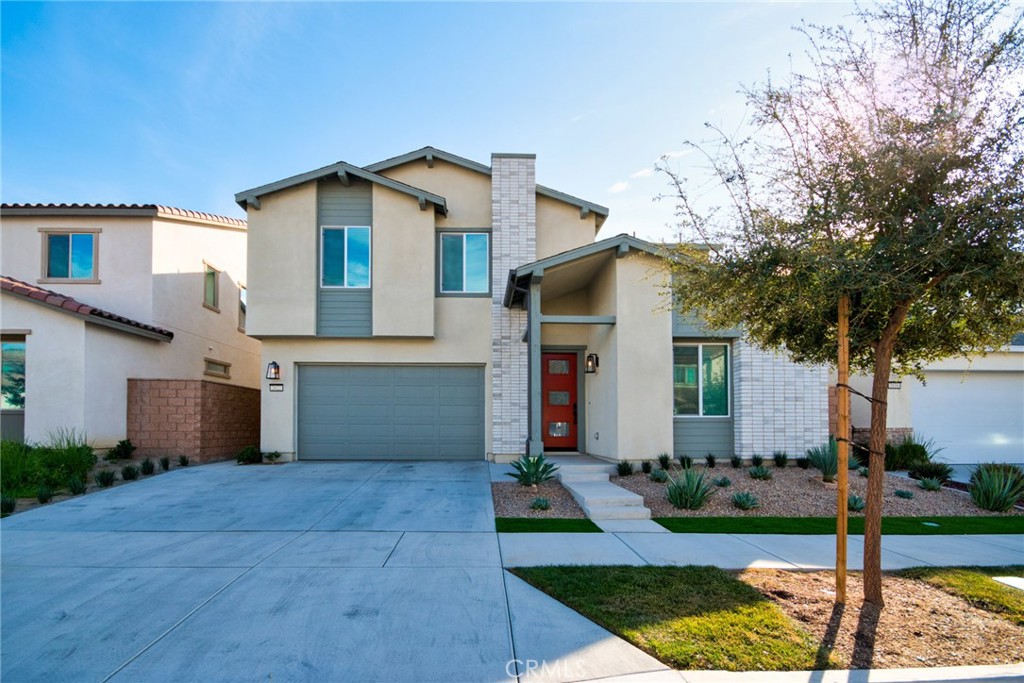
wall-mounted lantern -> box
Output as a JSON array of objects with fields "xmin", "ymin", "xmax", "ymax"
[
  {"xmin": 266, "ymin": 361, "xmax": 281, "ymax": 380},
  {"xmin": 888, "ymin": 379, "xmax": 902, "ymax": 390},
  {"xmin": 585, "ymin": 353, "xmax": 599, "ymax": 374}
]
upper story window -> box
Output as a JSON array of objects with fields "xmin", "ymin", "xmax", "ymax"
[
  {"xmin": 203, "ymin": 263, "xmax": 220, "ymax": 312},
  {"xmin": 439, "ymin": 232, "xmax": 489, "ymax": 295},
  {"xmin": 322, "ymin": 226, "xmax": 371, "ymax": 288},
  {"xmin": 673, "ymin": 343, "xmax": 729, "ymax": 417},
  {"xmin": 40, "ymin": 229, "xmax": 100, "ymax": 282}
]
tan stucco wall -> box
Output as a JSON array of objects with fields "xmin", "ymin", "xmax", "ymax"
[
  {"xmin": 151, "ymin": 219, "xmax": 260, "ymax": 388},
  {"xmin": 0, "ymin": 214, "xmax": 155, "ymax": 322},
  {"xmin": 258, "ymin": 297, "xmax": 492, "ymax": 458},
  {"xmin": 613, "ymin": 253, "xmax": 674, "ymax": 459},
  {"xmin": 584, "ymin": 258, "xmax": 618, "ymax": 458},
  {"xmin": 245, "ymin": 183, "xmax": 318, "ymax": 336},
  {"xmin": 370, "ymin": 184, "xmax": 435, "ymax": 337},
  {"xmin": 536, "ymin": 194, "xmax": 599, "ymax": 259},
  {"xmin": 378, "ymin": 160, "xmax": 492, "ymax": 230}
]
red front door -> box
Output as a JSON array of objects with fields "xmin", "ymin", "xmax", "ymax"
[{"xmin": 542, "ymin": 352, "xmax": 578, "ymax": 450}]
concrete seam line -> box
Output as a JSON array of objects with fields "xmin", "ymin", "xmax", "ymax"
[
  {"xmin": 612, "ymin": 533, "xmax": 654, "ymax": 566},
  {"xmin": 380, "ymin": 531, "xmax": 406, "ymax": 568},
  {"xmin": 725, "ymin": 533, "xmax": 804, "ymax": 570},
  {"xmin": 305, "ymin": 460, "xmax": 389, "ymax": 530},
  {"xmin": 499, "ymin": 569, "xmax": 523, "ymax": 682},
  {"xmin": 99, "ymin": 567, "xmax": 253, "ymax": 683}
]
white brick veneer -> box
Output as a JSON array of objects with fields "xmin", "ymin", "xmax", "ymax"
[
  {"xmin": 490, "ymin": 155, "xmax": 536, "ymax": 458},
  {"xmin": 732, "ymin": 339, "xmax": 830, "ymax": 456}
]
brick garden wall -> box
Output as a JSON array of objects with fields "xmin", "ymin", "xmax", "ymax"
[{"xmin": 126, "ymin": 379, "xmax": 260, "ymax": 462}]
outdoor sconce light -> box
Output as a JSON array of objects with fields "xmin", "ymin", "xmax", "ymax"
[
  {"xmin": 585, "ymin": 353, "xmax": 599, "ymax": 374},
  {"xmin": 266, "ymin": 361, "xmax": 281, "ymax": 380},
  {"xmin": 888, "ymin": 379, "xmax": 902, "ymax": 390}
]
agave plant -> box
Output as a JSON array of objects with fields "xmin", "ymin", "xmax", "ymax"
[
  {"xmin": 732, "ymin": 491, "xmax": 760, "ymax": 510},
  {"xmin": 969, "ymin": 465, "xmax": 1024, "ymax": 512},
  {"xmin": 666, "ymin": 469, "xmax": 716, "ymax": 510},
  {"xmin": 806, "ymin": 438, "xmax": 838, "ymax": 483},
  {"xmin": 507, "ymin": 454, "xmax": 559, "ymax": 487}
]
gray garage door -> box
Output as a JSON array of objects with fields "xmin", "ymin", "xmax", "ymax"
[{"xmin": 297, "ymin": 365, "xmax": 485, "ymax": 460}]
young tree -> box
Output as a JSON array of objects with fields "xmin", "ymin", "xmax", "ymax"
[{"xmin": 661, "ymin": 0, "xmax": 1024, "ymax": 605}]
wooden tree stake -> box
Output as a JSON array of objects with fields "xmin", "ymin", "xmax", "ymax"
[{"xmin": 837, "ymin": 294, "xmax": 850, "ymax": 604}]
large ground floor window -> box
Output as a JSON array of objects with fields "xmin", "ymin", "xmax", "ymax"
[{"xmin": 673, "ymin": 343, "xmax": 729, "ymax": 416}]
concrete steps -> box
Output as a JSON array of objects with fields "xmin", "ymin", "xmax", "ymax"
[{"xmin": 556, "ymin": 463, "xmax": 652, "ymax": 521}]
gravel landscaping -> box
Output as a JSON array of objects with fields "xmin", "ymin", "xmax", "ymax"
[
  {"xmin": 741, "ymin": 568, "xmax": 1024, "ymax": 669},
  {"xmin": 612, "ymin": 466, "xmax": 1021, "ymax": 518},
  {"xmin": 491, "ymin": 481, "xmax": 587, "ymax": 518}
]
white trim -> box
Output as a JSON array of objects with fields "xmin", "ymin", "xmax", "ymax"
[{"xmin": 320, "ymin": 225, "xmax": 372, "ymax": 289}]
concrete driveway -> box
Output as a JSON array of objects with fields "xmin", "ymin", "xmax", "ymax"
[{"xmin": 1, "ymin": 461, "xmax": 664, "ymax": 683}]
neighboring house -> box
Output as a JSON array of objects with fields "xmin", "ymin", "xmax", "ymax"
[
  {"xmin": 238, "ymin": 147, "xmax": 829, "ymax": 462},
  {"xmin": 846, "ymin": 336, "xmax": 1024, "ymax": 465},
  {"xmin": 0, "ymin": 204, "xmax": 261, "ymax": 459}
]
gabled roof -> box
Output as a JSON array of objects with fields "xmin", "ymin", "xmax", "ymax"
[
  {"xmin": 234, "ymin": 161, "xmax": 448, "ymax": 215},
  {"xmin": 0, "ymin": 275, "xmax": 174, "ymax": 342},
  {"xmin": 503, "ymin": 234, "xmax": 664, "ymax": 307},
  {"xmin": 0, "ymin": 204, "xmax": 246, "ymax": 229},
  {"xmin": 366, "ymin": 146, "xmax": 610, "ymax": 227}
]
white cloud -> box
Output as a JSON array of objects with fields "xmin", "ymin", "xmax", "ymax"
[
  {"xmin": 630, "ymin": 168, "xmax": 654, "ymax": 179},
  {"xmin": 570, "ymin": 114, "xmax": 584, "ymax": 123},
  {"xmin": 607, "ymin": 181, "xmax": 630, "ymax": 194}
]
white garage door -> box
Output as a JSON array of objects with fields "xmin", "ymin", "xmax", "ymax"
[{"xmin": 913, "ymin": 371, "xmax": 1024, "ymax": 465}]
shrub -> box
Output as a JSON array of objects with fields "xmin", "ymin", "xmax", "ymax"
[
  {"xmin": 649, "ymin": 469, "xmax": 669, "ymax": 483},
  {"xmin": 969, "ymin": 465, "xmax": 1024, "ymax": 513},
  {"xmin": 508, "ymin": 454, "xmax": 559, "ymax": 486},
  {"xmin": 751, "ymin": 454, "xmax": 764, "ymax": 467},
  {"xmin": 105, "ymin": 438, "xmax": 136, "ymax": 461},
  {"xmin": 713, "ymin": 476, "xmax": 731, "ymax": 488},
  {"xmin": 806, "ymin": 438, "xmax": 838, "ymax": 483},
  {"xmin": 140, "ymin": 458, "xmax": 155, "ymax": 475},
  {"xmin": 666, "ymin": 469, "xmax": 715, "ymax": 510},
  {"xmin": 237, "ymin": 445, "xmax": 263, "ymax": 465},
  {"xmin": 772, "ymin": 451, "xmax": 789, "ymax": 468},
  {"xmin": 732, "ymin": 491, "xmax": 760, "ymax": 510},
  {"xmin": 121, "ymin": 465, "xmax": 140, "ymax": 481},
  {"xmin": 730, "ymin": 455, "xmax": 742, "ymax": 469},
  {"xmin": 918, "ymin": 477, "xmax": 943, "ymax": 492},
  {"xmin": 95, "ymin": 470, "xmax": 116, "ymax": 487},
  {"xmin": 265, "ymin": 451, "xmax": 281, "ymax": 462},
  {"xmin": 909, "ymin": 461, "xmax": 954, "ymax": 483},
  {"xmin": 657, "ymin": 453, "xmax": 672, "ymax": 470},
  {"xmin": 641, "ymin": 460, "xmax": 653, "ymax": 474},
  {"xmin": 0, "ymin": 494, "xmax": 15, "ymax": 515},
  {"xmin": 858, "ymin": 466, "xmax": 869, "ymax": 478},
  {"xmin": 33, "ymin": 429, "xmax": 96, "ymax": 489},
  {"xmin": 67, "ymin": 477, "xmax": 87, "ymax": 495},
  {"xmin": 1, "ymin": 440, "xmax": 38, "ymax": 493},
  {"xmin": 895, "ymin": 489, "xmax": 914, "ymax": 500},
  {"xmin": 882, "ymin": 433, "xmax": 940, "ymax": 471},
  {"xmin": 705, "ymin": 453, "xmax": 717, "ymax": 468},
  {"xmin": 796, "ymin": 456, "xmax": 810, "ymax": 470},
  {"xmin": 616, "ymin": 461, "xmax": 634, "ymax": 477},
  {"xmin": 178, "ymin": 456, "xmax": 190, "ymax": 467},
  {"xmin": 36, "ymin": 485, "xmax": 53, "ymax": 504},
  {"xmin": 529, "ymin": 497, "xmax": 551, "ymax": 511},
  {"xmin": 678, "ymin": 454, "xmax": 694, "ymax": 469},
  {"xmin": 970, "ymin": 463, "xmax": 1024, "ymax": 490},
  {"xmin": 748, "ymin": 466, "xmax": 773, "ymax": 481},
  {"xmin": 848, "ymin": 494, "xmax": 866, "ymax": 512},
  {"xmin": 159, "ymin": 456, "xmax": 170, "ymax": 471}
]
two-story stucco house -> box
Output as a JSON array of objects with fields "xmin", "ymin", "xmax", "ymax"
[
  {"xmin": 0, "ymin": 204, "xmax": 261, "ymax": 458},
  {"xmin": 239, "ymin": 147, "xmax": 829, "ymax": 462}
]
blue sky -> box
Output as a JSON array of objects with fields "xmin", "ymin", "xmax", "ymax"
[{"xmin": 2, "ymin": 1, "xmax": 855, "ymax": 241}]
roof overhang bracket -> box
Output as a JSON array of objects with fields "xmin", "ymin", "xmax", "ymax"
[
  {"xmin": 580, "ymin": 206, "xmax": 591, "ymax": 220},
  {"xmin": 337, "ymin": 170, "xmax": 351, "ymax": 187},
  {"xmin": 245, "ymin": 195, "xmax": 261, "ymax": 211},
  {"xmin": 418, "ymin": 195, "xmax": 428, "ymax": 211},
  {"xmin": 617, "ymin": 243, "xmax": 630, "ymax": 258},
  {"xmin": 425, "ymin": 152, "xmax": 434, "ymax": 168},
  {"xmin": 530, "ymin": 269, "xmax": 544, "ymax": 285}
]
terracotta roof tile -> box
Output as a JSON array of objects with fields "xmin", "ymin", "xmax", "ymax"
[
  {"xmin": 0, "ymin": 275, "xmax": 173, "ymax": 341},
  {"xmin": 0, "ymin": 203, "xmax": 246, "ymax": 229}
]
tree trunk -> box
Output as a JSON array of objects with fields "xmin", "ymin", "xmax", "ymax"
[{"xmin": 863, "ymin": 303, "xmax": 910, "ymax": 606}]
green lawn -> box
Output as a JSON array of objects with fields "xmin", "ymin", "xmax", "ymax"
[
  {"xmin": 896, "ymin": 565, "xmax": 1024, "ymax": 625},
  {"xmin": 654, "ymin": 515, "xmax": 1024, "ymax": 535},
  {"xmin": 495, "ymin": 517, "xmax": 603, "ymax": 533},
  {"xmin": 510, "ymin": 565, "xmax": 828, "ymax": 671}
]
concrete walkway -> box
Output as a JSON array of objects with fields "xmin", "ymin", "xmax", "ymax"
[{"xmin": 2, "ymin": 460, "xmax": 1022, "ymax": 683}]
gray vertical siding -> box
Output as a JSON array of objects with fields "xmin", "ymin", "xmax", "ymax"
[
  {"xmin": 672, "ymin": 309, "xmax": 741, "ymax": 338},
  {"xmin": 317, "ymin": 178, "xmax": 373, "ymax": 336}
]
